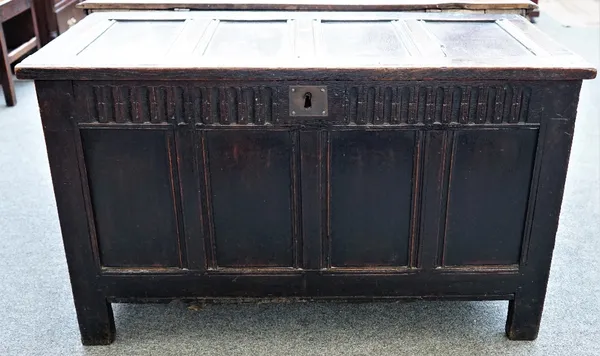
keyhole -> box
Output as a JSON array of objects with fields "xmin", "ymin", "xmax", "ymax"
[{"xmin": 304, "ymin": 92, "xmax": 312, "ymax": 109}]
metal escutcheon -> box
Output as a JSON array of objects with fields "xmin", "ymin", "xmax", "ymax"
[{"xmin": 289, "ymin": 86, "xmax": 328, "ymax": 117}]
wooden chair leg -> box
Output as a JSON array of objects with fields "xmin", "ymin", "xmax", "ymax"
[
  {"xmin": 29, "ymin": 0, "xmax": 42, "ymax": 50},
  {"xmin": 0, "ymin": 28, "xmax": 17, "ymax": 106}
]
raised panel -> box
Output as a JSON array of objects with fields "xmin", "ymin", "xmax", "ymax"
[
  {"xmin": 320, "ymin": 21, "xmax": 409, "ymax": 58},
  {"xmin": 81, "ymin": 129, "xmax": 181, "ymax": 267},
  {"xmin": 205, "ymin": 130, "xmax": 295, "ymax": 267},
  {"xmin": 202, "ymin": 20, "xmax": 290, "ymax": 59},
  {"xmin": 329, "ymin": 130, "xmax": 416, "ymax": 267},
  {"xmin": 423, "ymin": 21, "xmax": 533, "ymax": 58},
  {"xmin": 443, "ymin": 129, "xmax": 538, "ymax": 266},
  {"xmin": 78, "ymin": 20, "xmax": 186, "ymax": 61}
]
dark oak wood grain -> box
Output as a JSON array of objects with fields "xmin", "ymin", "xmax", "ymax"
[
  {"xmin": 76, "ymin": 0, "xmax": 537, "ymax": 13},
  {"xmin": 329, "ymin": 130, "xmax": 415, "ymax": 267},
  {"xmin": 81, "ymin": 129, "xmax": 182, "ymax": 268},
  {"xmin": 443, "ymin": 129, "xmax": 538, "ymax": 266},
  {"xmin": 36, "ymin": 80, "xmax": 115, "ymax": 345},
  {"xmin": 205, "ymin": 130, "xmax": 296, "ymax": 267},
  {"xmin": 18, "ymin": 11, "xmax": 596, "ymax": 345}
]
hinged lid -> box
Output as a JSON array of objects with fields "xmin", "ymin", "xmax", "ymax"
[
  {"xmin": 77, "ymin": 0, "xmax": 537, "ymax": 12},
  {"xmin": 16, "ymin": 11, "xmax": 597, "ymax": 81}
]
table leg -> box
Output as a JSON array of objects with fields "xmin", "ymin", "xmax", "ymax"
[{"xmin": 0, "ymin": 28, "xmax": 16, "ymax": 106}]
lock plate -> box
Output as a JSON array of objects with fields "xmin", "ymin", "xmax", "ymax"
[{"xmin": 289, "ymin": 86, "xmax": 328, "ymax": 117}]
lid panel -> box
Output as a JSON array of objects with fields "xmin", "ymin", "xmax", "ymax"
[
  {"xmin": 320, "ymin": 21, "xmax": 409, "ymax": 58},
  {"xmin": 79, "ymin": 20, "xmax": 186, "ymax": 62},
  {"xmin": 203, "ymin": 20, "xmax": 291, "ymax": 58},
  {"xmin": 423, "ymin": 20, "xmax": 533, "ymax": 58},
  {"xmin": 15, "ymin": 11, "xmax": 596, "ymax": 81}
]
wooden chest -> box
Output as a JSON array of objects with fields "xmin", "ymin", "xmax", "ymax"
[{"xmin": 16, "ymin": 10, "xmax": 596, "ymax": 345}]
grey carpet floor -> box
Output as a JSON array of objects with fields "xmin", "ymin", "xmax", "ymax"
[{"xmin": 0, "ymin": 11, "xmax": 599, "ymax": 356}]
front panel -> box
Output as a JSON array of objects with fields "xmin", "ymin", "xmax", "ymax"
[
  {"xmin": 329, "ymin": 130, "xmax": 416, "ymax": 268},
  {"xmin": 204, "ymin": 130, "xmax": 297, "ymax": 268},
  {"xmin": 72, "ymin": 80, "xmax": 545, "ymax": 281},
  {"xmin": 443, "ymin": 129, "xmax": 538, "ymax": 266},
  {"xmin": 81, "ymin": 129, "xmax": 182, "ymax": 268}
]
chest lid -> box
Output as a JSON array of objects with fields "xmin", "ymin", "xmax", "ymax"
[
  {"xmin": 76, "ymin": 0, "xmax": 537, "ymax": 12},
  {"xmin": 16, "ymin": 11, "xmax": 596, "ymax": 81}
]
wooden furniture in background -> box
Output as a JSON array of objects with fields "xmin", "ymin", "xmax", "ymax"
[
  {"xmin": 78, "ymin": 0, "xmax": 537, "ymax": 15},
  {"xmin": 16, "ymin": 10, "xmax": 595, "ymax": 345},
  {"xmin": 33, "ymin": 0, "xmax": 85, "ymax": 45},
  {"xmin": 529, "ymin": 0, "xmax": 539, "ymax": 21},
  {"xmin": 0, "ymin": 0, "xmax": 40, "ymax": 106}
]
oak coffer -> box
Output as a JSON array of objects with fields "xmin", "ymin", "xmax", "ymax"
[{"xmin": 16, "ymin": 10, "xmax": 596, "ymax": 345}]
